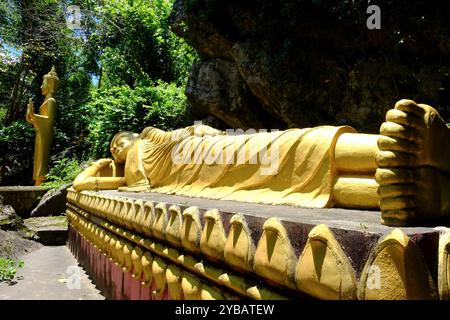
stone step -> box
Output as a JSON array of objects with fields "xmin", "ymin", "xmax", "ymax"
[{"xmin": 24, "ymin": 216, "xmax": 68, "ymax": 245}]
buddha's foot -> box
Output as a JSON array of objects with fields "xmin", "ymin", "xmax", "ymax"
[
  {"xmin": 375, "ymin": 167, "xmax": 450, "ymax": 226},
  {"xmin": 376, "ymin": 99, "xmax": 450, "ymax": 226}
]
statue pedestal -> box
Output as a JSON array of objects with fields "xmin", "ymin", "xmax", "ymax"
[{"xmin": 66, "ymin": 189, "xmax": 450, "ymax": 300}]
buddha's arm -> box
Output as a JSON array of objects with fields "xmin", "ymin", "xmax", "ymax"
[
  {"xmin": 25, "ymin": 99, "xmax": 48, "ymax": 129},
  {"xmin": 73, "ymin": 158, "xmax": 126, "ymax": 192}
]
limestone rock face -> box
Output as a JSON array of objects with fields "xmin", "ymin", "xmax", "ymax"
[
  {"xmin": 170, "ymin": 0, "xmax": 450, "ymax": 132},
  {"xmin": 186, "ymin": 59, "xmax": 282, "ymax": 129},
  {"xmin": 170, "ymin": 0, "xmax": 234, "ymax": 61}
]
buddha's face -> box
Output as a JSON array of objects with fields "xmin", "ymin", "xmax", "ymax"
[
  {"xmin": 41, "ymin": 78, "xmax": 50, "ymax": 96},
  {"xmin": 111, "ymin": 136, "xmax": 134, "ymax": 163}
]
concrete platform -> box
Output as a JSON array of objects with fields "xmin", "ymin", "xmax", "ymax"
[
  {"xmin": 103, "ymin": 191, "xmax": 441, "ymax": 234},
  {"xmin": 66, "ymin": 189, "xmax": 450, "ymax": 299},
  {"xmin": 99, "ymin": 191, "xmax": 442, "ymax": 278}
]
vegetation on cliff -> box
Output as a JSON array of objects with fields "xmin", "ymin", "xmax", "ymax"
[{"xmin": 172, "ymin": 0, "xmax": 450, "ymax": 130}]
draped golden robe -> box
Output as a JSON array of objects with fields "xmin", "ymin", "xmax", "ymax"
[{"xmin": 122, "ymin": 125, "xmax": 356, "ymax": 208}]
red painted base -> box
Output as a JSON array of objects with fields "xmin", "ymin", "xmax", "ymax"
[{"xmin": 68, "ymin": 226, "xmax": 169, "ymax": 300}]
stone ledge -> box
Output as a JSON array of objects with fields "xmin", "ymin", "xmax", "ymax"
[
  {"xmin": 99, "ymin": 190, "xmax": 441, "ymax": 278},
  {"xmin": 66, "ymin": 189, "xmax": 449, "ymax": 300},
  {"xmin": 101, "ymin": 190, "xmax": 439, "ymax": 234},
  {"xmin": 67, "ymin": 208, "xmax": 297, "ymax": 299},
  {"xmin": 24, "ymin": 216, "xmax": 68, "ymax": 245}
]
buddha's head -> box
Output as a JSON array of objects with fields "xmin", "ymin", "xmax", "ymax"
[
  {"xmin": 41, "ymin": 66, "xmax": 60, "ymax": 96},
  {"xmin": 110, "ymin": 131, "xmax": 139, "ymax": 163}
]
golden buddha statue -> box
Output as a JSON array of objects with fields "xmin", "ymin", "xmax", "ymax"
[
  {"xmin": 73, "ymin": 99, "xmax": 450, "ymax": 226},
  {"xmin": 25, "ymin": 67, "xmax": 59, "ymax": 186}
]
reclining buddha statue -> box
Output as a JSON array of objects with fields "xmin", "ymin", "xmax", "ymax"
[{"xmin": 73, "ymin": 99, "xmax": 450, "ymax": 227}]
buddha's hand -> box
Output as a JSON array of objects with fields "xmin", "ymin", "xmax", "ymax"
[{"xmin": 25, "ymin": 99, "xmax": 35, "ymax": 123}]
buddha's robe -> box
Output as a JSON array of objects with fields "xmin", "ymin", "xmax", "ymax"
[
  {"xmin": 29, "ymin": 98, "xmax": 56, "ymax": 183},
  {"xmin": 123, "ymin": 125, "xmax": 356, "ymax": 208}
]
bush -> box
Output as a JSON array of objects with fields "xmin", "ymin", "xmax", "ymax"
[
  {"xmin": 0, "ymin": 257, "xmax": 24, "ymax": 283},
  {"xmin": 0, "ymin": 121, "xmax": 35, "ymax": 185},
  {"xmin": 87, "ymin": 81, "xmax": 191, "ymax": 158},
  {"xmin": 41, "ymin": 158, "xmax": 85, "ymax": 189}
]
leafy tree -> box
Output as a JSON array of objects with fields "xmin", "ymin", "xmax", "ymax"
[
  {"xmin": 87, "ymin": 81, "xmax": 190, "ymax": 158},
  {"xmin": 42, "ymin": 157, "xmax": 84, "ymax": 189},
  {"xmin": 91, "ymin": 0, "xmax": 196, "ymax": 87}
]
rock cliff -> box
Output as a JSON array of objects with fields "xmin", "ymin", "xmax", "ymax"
[{"xmin": 170, "ymin": 0, "xmax": 450, "ymax": 132}]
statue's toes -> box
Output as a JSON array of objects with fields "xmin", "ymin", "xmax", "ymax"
[
  {"xmin": 375, "ymin": 150, "xmax": 417, "ymax": 167},
  {"xmin": 385, "ymin": 109, "xmax": 422, "ymax": 130},
  {"xmin": 381, "ymin": 209, "xmax": 416, "ymax": 226},
  {"xmin": 377, "ymin": 136, "xmax": 419, "ymax": 154},
  {"xmin": 379, "ymin": 196, "xmax": 415, "ymax": 211},
  {"xmin": 394, "ymin": 99, "xmax": 425, "ymax": 117},
  {"xmin": 375, "ymin": 168, "xmax": 414, "ymax": 185},
  {"xmin": 380, "ymin": 122, "xmax": 421, "ymax": 143},
  {"xmin": 378, "ymin": 184, "xmax": 416, "ymax": 198}
]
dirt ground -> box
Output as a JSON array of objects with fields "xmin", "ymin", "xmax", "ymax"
[{"xmin": 0, "ymin": 229, "xmax": 42, "ymax": 260}]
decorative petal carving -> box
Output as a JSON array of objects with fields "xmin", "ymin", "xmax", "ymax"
[
  {"xmin": 253, "ymin": 218, "xmax": 297, "ymax": 289},
  {"xmin": 438, "ymin": 228, "xmax": 450, "ymax": 300},
  {"xmin": 296, "ymin": 224, "xmax": 357, "ymax": 299},
  {"xmin": 181, "ymin": 206, "xmax": 202, "ymax": 254},
  {"xmin": 358, "ymin": 228, "xmax": 437, "ymax": 300},
  {"xmin": 200, "ymin": 209, "xmax": 227, "ymax": 261},
  {"xmin": 224, "ymin": 214, "xmax": 255, "ymax": 271},
  {"xmin": 153, "ymin": 202, "xmax": 168, "ymax": 240},
  {"xmin": 166, "ymin": 264, "xmax": 183, "ymax": 300},
  {"xmin": 165, "ymin": 205, "xmax": 183, "ymax": 246}
]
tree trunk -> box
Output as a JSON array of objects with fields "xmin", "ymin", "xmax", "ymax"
[{"xmin": 5, "ymin": 59, "xmax": 25, "ymax": 126}]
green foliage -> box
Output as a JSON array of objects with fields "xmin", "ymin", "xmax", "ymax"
[
  {"xmin": 0, "ymin": 257, "xmax": 24, "ymax": 283},
  {"xmin": 0, "ymin": 107, "xmax": 6, "ymax": 125},
  {"xmin": 0, "ymin": 121, "xmax": 35, "ymax": 185},
  {"xmin": 92, "ymin": 0, "xmax": 197, "ymax": 88},
  {"xmin": 87, "ymin": 81, "xmax": 190, "ymax": 158},
  {"xmin": 0, "ymin": 0, "xmax": 21, "ymax": 45},
  {"xmin": 42, "ymin": 158, "xmax": 84, "ymax": 189}
]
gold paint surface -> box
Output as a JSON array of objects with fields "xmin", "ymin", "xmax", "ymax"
[
  {"xmin": 296, "ymin": 224, "xmax": 357, "ymax": 300},
  {"xmin": 253, "ymin": 218, "xmax": 297, "ymax": 289},
  {"xmin": 200, "ymin": 209, "xmax": 227, "ymax": 261},
  {"xmin": 224, "ymin": 214, "xmax": 255, "ymax": 271},
  {"xmin": 359, "ymin": 229, "xmax": 437, "ymax": 300}
]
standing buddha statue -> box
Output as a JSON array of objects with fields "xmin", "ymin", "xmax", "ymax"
[{"xmin": 25, "ymin": 66, "xmax": 59, "ymax": 186}]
